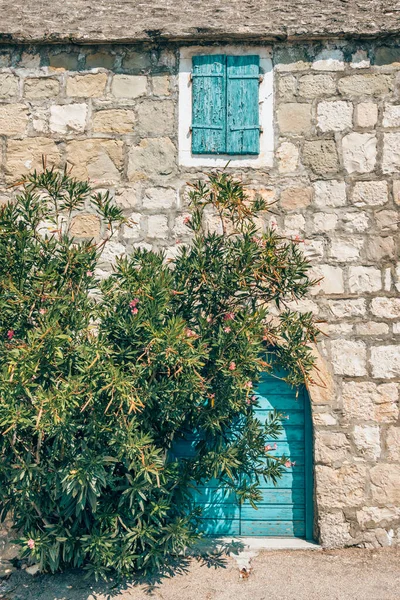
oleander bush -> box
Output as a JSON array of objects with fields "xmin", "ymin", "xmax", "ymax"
[{"xmin": 0, "ymin": 168, "xmax": 319, "ymax": 579}]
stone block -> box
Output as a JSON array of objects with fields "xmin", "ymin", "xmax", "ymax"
[
  {"xmin": 394, "ymin": 181, "xmax": 400, "ymax": 205},
  {"xmin": 147, "ymin": 214, "xmax": 169, "ymax": 238},
  {"xmin": 142, "ymin": 187, "xmax": 176, "ymax": 210},
  {"xmin": 173, "ymin": 214, "xmax": 192, "ymax": 237},
  {"xmin": 348, "ymin": 266, "xmax": 382, "ymax": 293},
  {"xmin": 342, "ymin": 132, "xmax": 377, "ymax": 174},
  {"xmin": 128, "ymin": 138, "xmax": 177, "ymax": 181},
  {"xmin": 313, "ymin": 180, "xmax": 346, "ymax": 207},
  {"xmin": 24, "ymin": 77, "xmax": 60, "ymax": 99},
  {"xmin": 312, "ymin": 49, "xmax": 344, "ymax": 71},
  {"xmin": 370, "ymin": 345, "xmax": 400, "ymax": 378},
  {"xmin": 111, "ymin": 74, "xmax": 147, "ymax": 98},
  {"xmin": 122, "ymin": 213, "xmax": 142, "ymax": 240},
  {"xmin": 314, "ymin": 431, "xmax": 349, "ymax": 465},
  {"xmin": 355, "ymin": 322, "xmax": 389, "ymax": 336},
  {"xmin": 284, "ymin": 213, "xmax": 305, "ymax": 235},
  {"xmin": 351, "ymin": 50, "xmax": 370, "ymax": 69},
  {"xmin": 136, "ymin": 100, "xmax": 174, "ymax": 136},
  {"xmin": 66, "ymin": 139, "xmax": 123, "ymax": 183},
  {"xmin": 92, "ymin": 109, "xmax": 135, "ymax": 133},
  {"xmin": 383, "ymin": 104, "xmax": 400, "ymax": 128},
  {"xmin": 49, "ymin": 52, "xmax": 79, "ymax": 71},
  {"xmin": 355, "ymin": 102, "xmax": 378, "ymax": 128},
  {"xmin": 274, "ymin": 47, "xmax": 309, "ymax": 71},
  {"xmin": 311, "ymin": 212, "xmax": 338, "ymax": 233},
  {"xmin": 328, "ymin": 298, "xmax": 366, "ymax": 318},
  {"xmin": 319, "ymin": 511, "xmax": 351, "ymax": 549},
  {"xmin": 340, "ymin": 211, "xmax": 370, "ymax": 233},
  {"xmin": 375, "ymin": 47, "xmax": 400, "ymax": 67},
  {"xmin": 276, "ymin": 141, "xmax": 299, "ymax": 173},
  {"xmin": 19, "ymin": 52, "xmax": 41, "ymax": 68},
  {"xmin": 382, "ymin": 133, "xmax": 400, "ymax": 173},
  {"xmin": 302, "ymin": 140, "xmax": 339, "ymax": 175},
  {"xmin": 277, "ymin": 103, "xmax": 311, "ymax": 134},
  {"xmin": 86, "ymin": 52, "xmax": 116, "ymax": 70},
  {"xmin": 331, "ymin": 339, "xmax": 367, "ymax": 376},
  {"xmin": 338, "ymin": 74, "xmax": 393, "ymax": 96},
  {"xmin": 370, "ymin": 464, "xmax": 400, "ymax": 504},
  {"xmin": 100, "ymin": 241, "xmax": 126, "ymax": 264},
  {"xmin": 342, "ymin": 381, "xmax": 399, "ymax": 422},
  {"xmin": 0, "ymin": 74, "xmax": 18, "ymax": 98},
  {"xmin": 376, "ymin": 210, "xmax": 399, "ymax": 232},
  {"xmin": 298, "ymin": 74, "xmax": 336, "ymax": 98},
  {"xmin": 70, "ymin": 214, "xmax": 101, "ymax": 238},
  {"xmin": 122, "ymin": 51, "xmax": 151, "ymax": 72},
  {"xmin": 351, "ymin": 181, "xmax": 388, "ymax": 206},
  {"xmin": 317, "ymin": 101, "xmax": 352, "ymax": 132},
  {"xmin": 357, "ymin": 506, "xmax": 400, "ymax": 528},
  {"xmin": 277, "ymin": 75, "xmax": 297, "ymax": 100},
  {"xmin": 352, "ymin": 425, "xmax": 381, "ymax": 460},
  {"xmin": 49, "ymin": 104, "xmax": 88, "ymax": 134},
  {"xmin": 152, "ymin": 74, "xmax": 170, "ymax": 96},
  {"xmin": 315, "ymin": 464, "xmax": 367, "ymax": 509},
  {"xmin": 309, "ymin": 264, "xmax": 344, "ymax": 295},
  {"xmin": 0, "ymin": 104, "xmax": 28, "ymax": 135},
  {"xmin": 329, "ymin": 237, "xmax": 363, "ymax": 262},
  {"xmin": 66, "ymin": 73, "xmax": 108, "ymax": 97},
  {"xmin": 6, "ymin": 137, "xmax": 61, "ymax": 182},
  {"xmin": 386, "ymin": 427, "xmax": 400, "ymax": 461},
  {"xmin": 366, "ymin": 236, "xmax": 396, "ymax": 261},
  {"xmin": 279, "ymin": 185, "xmax": 312, "ymax": 211}
]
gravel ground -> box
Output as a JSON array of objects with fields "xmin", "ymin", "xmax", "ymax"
[{"xmin": 1, "ymin": 547, "xmax": 399, "ymax": 600}]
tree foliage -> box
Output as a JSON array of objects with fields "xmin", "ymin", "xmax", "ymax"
[{"xmin": 0, "ymin": 168, "xmax": 319, "ymax": 578}]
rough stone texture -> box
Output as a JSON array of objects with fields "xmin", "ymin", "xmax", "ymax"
[
  {"xmin": 2, "ymin": 1, "xmax": 400, "ymax": 43},
  {"xmin": 0, "ymin": 39, "xmax": 399, "ymax": 553},
  {"xmin": 317, "ymin": 101, "xmax": 352, "ymax": 132},
  {"xmin": 66, "ymin": 73, "xmax": 108, "ymax": 97},
  {"xmin": 277, "ymin": 103, "xmax": 311, "ymax": 134},
  {"xmin": 92, "ymin": 109, "xmax": 136, "ymax": 134},
  {"xmin": 342, "ymin": 133, "xmax": 377, "ymax": 174}
]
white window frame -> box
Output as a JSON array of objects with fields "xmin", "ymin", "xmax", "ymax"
[{"xmin": 178, "ymin": 45, "xmax": 274, "ymax": 168}]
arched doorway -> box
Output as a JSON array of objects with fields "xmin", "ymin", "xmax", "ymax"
[{"xmin": 192, "ymin": 372, "xmax": 314, "ymax": 539}]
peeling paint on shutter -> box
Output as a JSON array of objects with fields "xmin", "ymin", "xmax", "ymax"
[
  {"xmin": 226, "ymin": 55, "xmax": 260, "ymax": 155},
  {"xmin": 191, "ymin": 55, "xmax": 227, "ymax": 155}
]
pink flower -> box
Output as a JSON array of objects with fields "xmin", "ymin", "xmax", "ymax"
[
  {"xmin": 246, "ymin": 398, "xmax": 251, "ymax": 405},
  {"xmin": 186, "ymin": 328, "xmax": 196, "ymax": 337},
  {"xmin": 251, "ymin": 395, "xmax": 257, "ymax": 402},
  {"xmin": 129, "ymin": 298, "xmax": 139, "ymax": 308},
  {"xmin": 273, "ymin": 443, "xmax": 277, "ymax": 450},
  {"xmin": 270, "ymin": 220, "xmax": 277, "ymax": 229},
  {"xmin": 285, "ymin": 460, "xmax": 296, "ymax": 468},
  {"xmin": 39, "ymin": 308, "xmax": 47, "ymax": 315},
  {"xmin": 228, "ymin": 361, "xmax": 236, "ymax": 371},
  {"xmin": 245, "ymin": 381, "xmax": 252, "ymax": 388},
  {"xmin": 6, "ymin": 330, "xmax": 14, "ymax": 340},
  {"xmin": 86, "ymin": 270, "xmax": 93, "ymax": 277},
  {"xmin": 183, "ymin": 216, "xmax": 191, "ymax": 225},
  {"xmin": 209, "ymin": 393, "xmax": 215, "ymax": 399},
  {"xmin": 131, "ymin": 307, "xmax": 138, "ymax": 315},
  {"xmin": 223, "ymin": 312, "xmax": 235, "ymax": 321},
  {"xmin": 27, "ymin": 539, "xmax": 35, "ymax": 550},
  {"xmin": 264, "ymin": 445, "xmax": 272, "ymax": 452},
  {"xmin": 206, "ymin": 315, "xmax": 213, "ymax": 323},
  {"xmin": 224, "ymin": 326, "xmax": 231, "ymax": 333}
]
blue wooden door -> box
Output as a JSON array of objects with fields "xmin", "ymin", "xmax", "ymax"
[{"xmin": 190, "ymin": 373, "xmax": 314, "ymax": 539}]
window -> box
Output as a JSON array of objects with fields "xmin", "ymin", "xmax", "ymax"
[
  {"xmin": 191, "ymin": 55, "xmax": 260, "ymax": 155},
  {"xmin": 179, "ymin": 46, "xmax": 273, "ymax": 168}
]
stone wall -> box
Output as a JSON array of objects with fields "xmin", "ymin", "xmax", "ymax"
[{"xmin": 0, "ymin": 40, "xmax": 399, "ymax": 550}]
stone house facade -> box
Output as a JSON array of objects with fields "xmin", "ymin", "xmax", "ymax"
[{"xmin": 0, "ymin": 1, "xmax": 399, "ymax": 550}]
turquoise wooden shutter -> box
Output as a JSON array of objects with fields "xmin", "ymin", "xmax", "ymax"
[
  {"xmin": 226, "ymin": 55, "xmax": 260, "ymax": 155},
  {"xmin": 191, "ymin": 55, "xmax": 226, "ymax": 154}
]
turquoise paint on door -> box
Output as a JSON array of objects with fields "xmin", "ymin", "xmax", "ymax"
[{"xmin": 189, "ymin": 373, "xmax": 314, "ymax": 539}]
